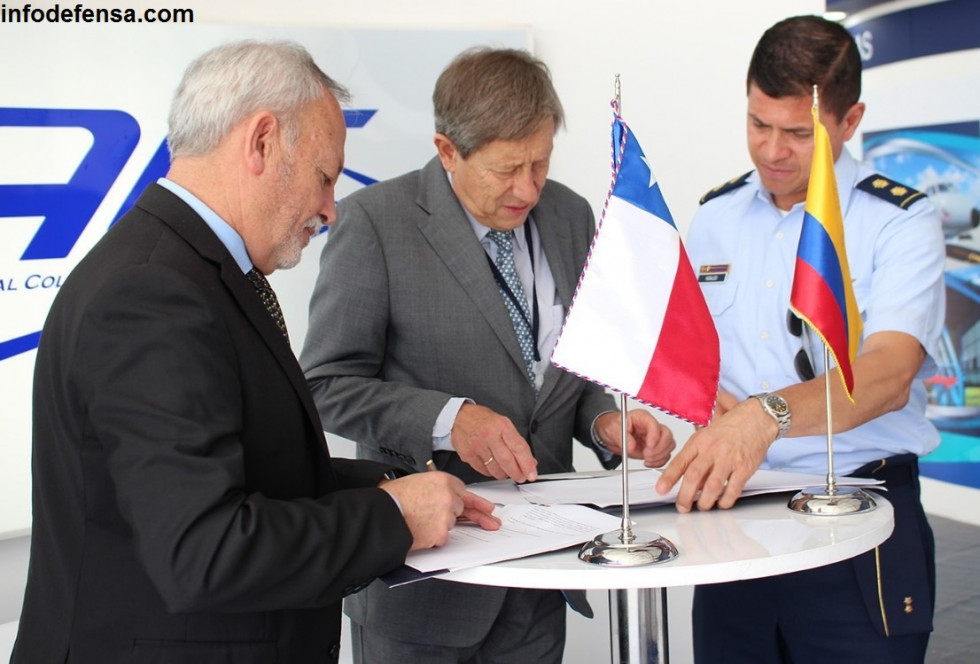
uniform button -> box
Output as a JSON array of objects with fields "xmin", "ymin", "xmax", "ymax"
[
  {"xmin": 761, "ymin": 381, "xmax": 770, "ymax": 389},
  {"xmin": 776, "ymin": 231, "xmax": 785, "ymax": 240},
  {"xmin": 761, "ymin": 331, "xmax": 770, "ymax": 341},
  {"xmin": 765, "ymin": 279, "xmax": 774, "ymax": 288}
]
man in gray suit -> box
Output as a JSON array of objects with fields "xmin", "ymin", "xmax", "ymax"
[{"xmin": 301, "ymin": 47, "xmax": 676, "ymax": 662}]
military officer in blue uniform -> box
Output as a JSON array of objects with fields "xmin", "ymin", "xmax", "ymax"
[{"xmin": 656, "ymin": 15, "xmax": 945, "ymax": 664}]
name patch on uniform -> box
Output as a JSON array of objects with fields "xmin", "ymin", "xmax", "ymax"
[{"xmin": 698, "ymin": 263, "xmax": 730, "ymax": 283}]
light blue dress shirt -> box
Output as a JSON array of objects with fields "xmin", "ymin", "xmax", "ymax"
[
  {"xmin": 431, "ymin": 177, "xmax": 613, "ymax": 462},
  {"xmin": 686, "ymin": 149, "xmax": 946, "ymax": 474},
  {"xmin": 157, "ymin": 178, "xmax": 252, "ymax": 274},
  {"xmin": 431, "ymin": 209, "xmax": 564, "ymax": 451}
]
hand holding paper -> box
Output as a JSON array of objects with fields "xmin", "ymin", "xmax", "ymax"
[
  {"xmin": 403, "ymin": 504, "xmax": 621, "ymax": 573},
  {"xmin": 656, "ymin": 399, "xmax": 775, "ymax": 512},
  {"xmin": 382, "ymin": 471, "xmax": 500, "ymax": 550}
]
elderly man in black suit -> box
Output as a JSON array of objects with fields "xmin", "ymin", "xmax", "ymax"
[{"xmin": 11, "ymin": 39, "xmax": 497, "ymax": 664}]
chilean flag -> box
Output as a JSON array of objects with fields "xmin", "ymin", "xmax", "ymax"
[
  {"xmin": 551, "ymin": 104, "xmax": 719, "ymax": 427},
  {"xmin": 790, "ymin": 105, "xmax": 862, "ymax": 399}
]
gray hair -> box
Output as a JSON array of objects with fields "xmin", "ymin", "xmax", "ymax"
[
  {"xmin": 167, "ymin": 39, "xmax": 350, "ymax": 158},
  {"xmin": 433, "ymin": 47, "xmax": 564, "ymax": 158}
]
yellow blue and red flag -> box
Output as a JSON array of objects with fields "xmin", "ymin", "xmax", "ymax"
[{"xmin": 790, "ymin": 105, "xmax": 863, "ymax": 399}]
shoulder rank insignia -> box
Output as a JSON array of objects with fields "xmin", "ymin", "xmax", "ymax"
[
  {"xmin": 856, "ymin": 175, "xmax": 926, "ymax": 209},
  {"xmin": 700, "ymin": 171, "xmax": 752, "ymax": 205}
]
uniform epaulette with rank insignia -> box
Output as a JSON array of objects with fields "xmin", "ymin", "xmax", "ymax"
[
  {"xmin": 856, "ymin": 174, "xmax": 926, "ymax": 209},
  {"xmin": 699, "ymin": 171, "xmax": 752, "ymax": 205}
]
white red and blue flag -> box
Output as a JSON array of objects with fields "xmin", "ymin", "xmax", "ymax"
[{"xmin": 551, "ymin": 103, "xmax": 719, "ymax": 426}]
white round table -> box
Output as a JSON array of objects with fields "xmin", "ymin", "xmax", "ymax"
[{"xmin": 442, "ymin": 492, "xmax": 894, "ymax": 663}]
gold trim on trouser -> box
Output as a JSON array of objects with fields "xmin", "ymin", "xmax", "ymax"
[
  {"xmin": 864, "ymin": 458, "xmax": 892, "ymax": 636},
  {"xmin": 875, "ymin": 546, "xmax": 890, "ymax": 636}
]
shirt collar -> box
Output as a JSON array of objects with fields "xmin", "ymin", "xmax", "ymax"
[
  {"xmin": 157, "ymin": 178, "xmax": 253, "ymax": 273},
  {"xmin": 754, "ymin": 146, "xmax": 858, "ymax": 214},
  {"xmin": 447, "ymin": 171, "xmax": 532, "ymax": 249}
]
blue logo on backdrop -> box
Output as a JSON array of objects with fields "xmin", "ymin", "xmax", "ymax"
[
  {"xmin": 0, "ymin": 107, "xmax": 377, "ymax": 362},
  {"xmin": 1, "ymin": 108, "xmax": 142, "ymax": 260}
]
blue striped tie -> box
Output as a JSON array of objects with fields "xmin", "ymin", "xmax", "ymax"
[{"xmin": 487, "ymin": 230, "xmax": 536, "ymax": 386}]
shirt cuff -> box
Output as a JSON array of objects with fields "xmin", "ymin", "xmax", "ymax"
[
  {"xmin": 590, "ymin": 410, "xmax": 619, "ymax": 462},
  {"xmin": 433, "ymin": 397, "xmax": 473, "ymax": 452},
  {"xmin": 379, "ymin": 487, "xmax": 404, "ymax": 515}
]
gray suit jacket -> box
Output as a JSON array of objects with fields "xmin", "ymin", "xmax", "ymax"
[{"xmin": 300, "ymin": 157, "xmax": 617, "ymax": 648}]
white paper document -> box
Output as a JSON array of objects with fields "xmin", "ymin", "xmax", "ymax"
[
  {"xmin": 403, "ymin": 503, "xmax": 621, "ymax": 573},
  {"xmin": 508, "ymin": 468, "xmax": 884, "ymax": 508}
]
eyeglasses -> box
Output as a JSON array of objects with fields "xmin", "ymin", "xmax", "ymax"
[{"xmin": 786, "ymin": 311, "xmax": 816, "ymax": 381}]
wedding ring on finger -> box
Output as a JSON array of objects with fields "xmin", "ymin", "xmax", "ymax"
[{"xmin": 484, "ymin": 455, "xmax": 495, "ymax": 466}]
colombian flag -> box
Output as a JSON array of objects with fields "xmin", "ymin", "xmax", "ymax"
[{"xmin": 790, "ymin": 106, "xmax": 863, "ymax": 399}]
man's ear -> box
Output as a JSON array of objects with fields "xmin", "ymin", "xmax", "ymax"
[
  {"xmin": 434, "ymin": 133, "xmax": 460, "ymax": 173},
  {"xmin": 244, "ymin": 111, "xmax": 279, "ymax": 176},
  {"xmin": 841, "ymin": 102, "xmax": 865, "ymax": 142}
]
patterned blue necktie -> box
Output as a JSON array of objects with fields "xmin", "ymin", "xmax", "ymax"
[
  {"xmin": 246, "ymin": 268, "xmax": 290, "ymax": 343},
  {"xmin": 487, "ymin": 230, "xmax": 536, "ymax": 386}
]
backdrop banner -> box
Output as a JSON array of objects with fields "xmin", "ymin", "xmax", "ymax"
[
  {"xmin": 0, "ymin": 23, "xmax": 528, "ymax": 536},
  {"xmin": 849, "ymin": 2, "xmax": 980, "ymax": 495}
]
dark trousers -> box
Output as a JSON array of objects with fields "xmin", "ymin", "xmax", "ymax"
[
  {"xmin": 693, "ymin": 455, "xmax": 934, "ymax": 664},
  {"xmin": 350, "ymin": 587, "xmax": 566, "ymax": 664}
]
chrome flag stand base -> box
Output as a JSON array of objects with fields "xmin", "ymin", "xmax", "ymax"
[
  {"xmin": 579, "ymin": 529, "xmax": 678, "ymax": 566},
  {"xmin": 787, "ymin": 348, "xmax": 876, "ymax": 516},
  {"xmin": 788, "ymin": 485, "xmax": 876, "ymax": 515},
  {"xmin": 579, "ymin": 393, "xmax": 678, "ymax": 567},
  {"xmin": 578, "ymin": 394, "xmax": 677, "ymax": 664}
]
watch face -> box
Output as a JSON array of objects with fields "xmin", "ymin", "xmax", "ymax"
[{"xmin": 766, "ymin": 395, "xmax": 789, "ymax": 415}]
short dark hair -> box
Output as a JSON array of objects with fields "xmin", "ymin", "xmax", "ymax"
[
  {"xmin": 746, "ymin": 15, "xmax": 861, "ymax": 120},
  {"xmin": 433, "ymin": 47, "xmax": 564, "ymax": 158}
]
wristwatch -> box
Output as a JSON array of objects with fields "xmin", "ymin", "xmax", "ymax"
[{"xmin": 751, "ymin": 392, "xmax": 791, "ymax": 440}]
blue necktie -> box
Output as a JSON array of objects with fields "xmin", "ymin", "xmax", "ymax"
[{"xmin": 487, "ymin": 230, "xmax": 536, "ymax": 386}]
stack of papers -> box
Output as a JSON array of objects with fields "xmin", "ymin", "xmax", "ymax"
[
  {"xmin": 470, "ymin": 468, "xmax": 883, "ymax": 509},
  {"xmin": 405, "ymin": 504, "xmax": 621, "ymax": 573},
  {"xmin": 383, "ymin": 503, "xmax": 621, "ymax": 586}
]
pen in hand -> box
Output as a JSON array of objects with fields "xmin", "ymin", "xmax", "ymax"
[{"xmin": 427, "ymin": 458, "xmax": 487, "ymax": 524}]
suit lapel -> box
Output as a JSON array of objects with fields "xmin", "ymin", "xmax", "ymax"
[
  {"xmin": 414, "ymin": 159, "xmax": 531, "ymax": 378},
  {"xmin": 135, "ymin": 185, "xmax": 333, "ymax": 466},
  {"xmin": 534, "ymin": 196, "xmax": 575, "ymax": 309},
  {"xmin": 528, "ymin": 189, "xmax": 576, "ymax": 404}
]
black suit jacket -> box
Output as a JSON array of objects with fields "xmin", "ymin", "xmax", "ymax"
[{"xmin": 11, "ymin": 184, "xmax": 411, "ymax": 663}]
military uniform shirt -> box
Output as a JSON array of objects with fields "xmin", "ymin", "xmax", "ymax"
[{"xmin": 687, "ymin": 148, "xmax": 946, "ymax": 474}]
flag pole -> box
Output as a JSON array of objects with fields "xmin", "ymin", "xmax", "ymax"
[
  {"xmin": 612, "ymin": 76, "xmax": 634, "ymax": 542},
  {"xmin": 580, "ymin": 76, "xmax": 678, "ymax": 567},
  {"xmin": 618, "ymin": 392, "xmax": 634, "ymax": 541},
  {"xmin": 787, "ymin": 85, "xmax": 875, "ymax": 515},
  {"xmin": 823, "ymin": 346, "xmax": 838, "ymax": 494}
]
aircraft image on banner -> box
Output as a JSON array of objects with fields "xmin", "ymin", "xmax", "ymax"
[{"xmin": 864, "ymin": 121, "xmax": 980, "ymax": 489}]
